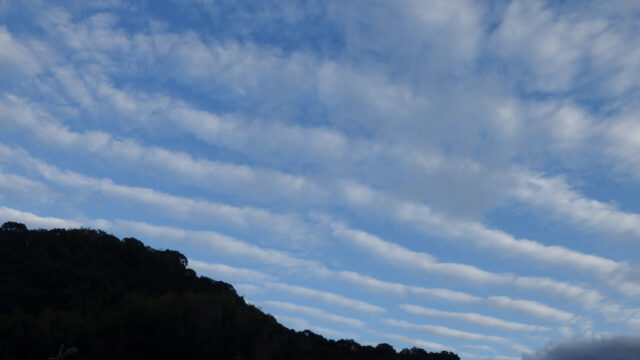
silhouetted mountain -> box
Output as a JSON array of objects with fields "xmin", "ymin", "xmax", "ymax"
[{"xmin": 0, "ymin": 221, "xmax": 460, "ymax": 360}]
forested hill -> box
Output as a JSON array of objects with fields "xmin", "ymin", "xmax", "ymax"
[{"xmin": 0, "ymin": 222, "xmax": 460, "ymax": 360}]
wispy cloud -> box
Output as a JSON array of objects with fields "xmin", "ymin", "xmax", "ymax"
[
  {"xmin": 486, "ymin": 296, "xmax": 574, "ymax": 323},
  {"xmin": 512, "ymin": 171, "xmax": 640, "ymax": 240},
  {"xmin": 0, "ymin": 26, "xmax": 44, "ymax": 75},
  {"xmin": 384, "ymin": 318, "xmax": 510, "ymax": 344},
  {"xmin": 264, "ymin": 282, "xmax": 386, "ymax": 314},
  {"xmin": 0, "ymin": 206, "xmax": 80, "ymax": 229},
  {"xmin": 188, "ymin": 259, "xmax": 274, "ymax": 283},
  {"xmin": 400, "ymin": 304, "xmax": 550, "ymax": 333},
  {"xmin": 332, "ymin": 221, "xmax": 605, "ymax": 305},
  {"xmin": 0, "ymin": 96, "xmax": 321, "ymax": 203},
  {"xmin": 260, "ymin": 301, "xmax": 366, "ymax": 328},
  {"xmin": 0, "ymin": 142, "xmax": 316, "ymax": 244},
  {"xmin": 187, "ymin": 259, "xmax": 386, "ymax": 314},
  {"xmin": 377, "ymin": 332, "xmax": 453, "ymax": 353}
]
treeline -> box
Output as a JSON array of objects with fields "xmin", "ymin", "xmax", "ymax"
[{"xmin": 0, "ymin": 222, "xmax": 460, "ymax": 360}]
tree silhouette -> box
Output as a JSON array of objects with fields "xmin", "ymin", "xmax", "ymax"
[
  {"xmin": 1, "ymin": 221, "xmax": 27, "ymax": 232},
  {"xmin": 0, "ymin": 222, "xmax": 460, "ymax": 360}
]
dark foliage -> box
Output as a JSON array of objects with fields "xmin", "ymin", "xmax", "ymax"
[{"xmin": 0, "ymin": 222, "xmax": 460, "ymax": 360}]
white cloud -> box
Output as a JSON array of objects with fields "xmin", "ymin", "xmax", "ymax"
[
  {"xmin": 168, "ymin": 104, "xmax": 353, "ymax": 168},
  {"xmin": 40, "ymin": 8, "xmax": 130, "ymax": 69},
  {"xmin": 384, "ymin": 318, "xmax": 509, "ymax": 344},
  {"xmin": 400, "ymin": 304, "xmax": 550, "ymax": 333},
  {"xmin": 378, "ymin": 332, "xmax": 452, "ymax": 353},
  {"xmin": 407, "ymin": 286, "xmax": 483, "ymax": 304},
  {"xmin": 393, "ymin": 198, "xmax": 620, "ymax": 277},
  {"xmin": 111, "ymin": 220, "xmax": 326, "ymax": 273},
  {"xmin": 188, "ymin": 259, "xmax": 274, "ymax": 283},
  {"xmin": 0, "ymin": 170, "xmax": 54, "ymax": 203},
  {"xmin": 595, "ymin": 302, "xmax": 640, "ymax": 330},
  {"xmin": 332, "ymin": 221, "xmax": 605, "ymax": 305},
  {"xmin": 0, "ymin": 143, "xmax": 316, "ymax": 244},
  {"xmin": 548, "ymin": 105, "xmax": 593, "ymax": 148},
  {"xmin": 0, "ymin": 206, "xmax": 81, "ymax": 229},
  {"xmin": 233, "ymin": 283, "xmax": 263, "ymax": 296},
  {"xmin": 308, "ymin": 326, "xmax": 358, "ymax": 341},
  {"xmin": 189, "ymin": 260, "xmax": 389, "ymax": 318},
  {"xmin": 336, "ymin": 270, "xmax": 485, "ymax": 304},
  {"xmin": 606, "ymin": 116, "xmax": 640, "ymax": 181},
  {"xmin": 0, "ymin": 96, "xmax": 322, "ymax": 203},
  {"xmin": 265, "ymin": 282, "xmax": 386, "ymax": 314},
  {"xmin": 51, "ymin": 66, "xmax": 95, "ymax": 107},
  {"xmin": 512, "ymin": 170, "xmax": 640, "ymax": 239},
  {"xmin": 492, "ymin": 0, "xmax": 606, "ymax": 92},
  {"xmin": 408, "ymin": 0, "xmax": 482, "ymax": 60},
  {"xmin": 335, "ymin": 272, "xmax": 581, "ymax": 326},
  {"xmin": 487, "ymin": 296, "xmax": 574, "ymax": 323},
  {"xmin": 260, "ymin": 301, "xmax": 366, "ymax": 328},
  {"xmin": 463, "ymin": 344, "xmax": 496, "ymax": 353},
  {"xmin": 336, "ymin": 0, "xmax": 482, "ymax": 75},
  {"xmin": 492, "ymin": 0, "xmax": 640, "ymax": 96},
  {"xmin": 356, "ymin": 190, "xmax": 635, "ymax": 300},
  {"xmin": 273, "ymin": 314, "xmax": 358, "ymax": 340},
  {"xmin": 0, "ymin": 26, "xmax": 43, "ymax": 75}
]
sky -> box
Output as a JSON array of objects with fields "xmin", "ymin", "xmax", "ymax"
[{"xmin": 1, "ymin": 0, "xmax": 640, "ymax": 359}]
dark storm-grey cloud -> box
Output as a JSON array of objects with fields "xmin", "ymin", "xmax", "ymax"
[{"xmin": 523, "ymin": 336, "xmax": 640, "ymax": 360}]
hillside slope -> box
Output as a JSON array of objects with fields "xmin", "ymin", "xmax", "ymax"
[{"xmin": 0, "ymin": 222, "xmax": 460, "ymax": 360}]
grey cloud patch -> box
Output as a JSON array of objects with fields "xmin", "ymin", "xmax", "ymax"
[{"xmin": 523, "ymin": 336, "xmax": 640, "ymax": 360}]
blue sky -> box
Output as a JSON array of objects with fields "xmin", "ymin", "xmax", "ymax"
[{"xmin": 1, "ymin": 0, "xmax": 640, "ymax": 359}]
